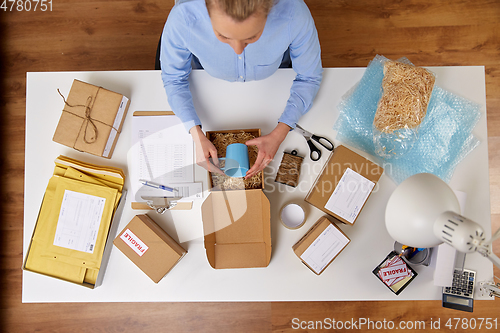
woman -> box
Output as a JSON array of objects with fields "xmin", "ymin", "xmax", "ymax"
[{"xmin": 160, "ymin": 0, "xmax": 322, "ymax": 179}]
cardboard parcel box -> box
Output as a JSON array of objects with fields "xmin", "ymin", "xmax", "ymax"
[
  {"xmin": 53, "ymin": 79, "xmax": 130, "ymax": 159},
  {"xmin": 201, "ymin": 189, "xmax": 271, "ymax": 269},
  {"xmin": 293, "ymin": 216, "xmax": 350, "ymax": 275},
  {"xmin": 113, "ymin": 214, "xmax": 187, "ymax": 283},
  {"xmin": 305, "ymin": 145, "xmax": 384, "ymax": 225}
]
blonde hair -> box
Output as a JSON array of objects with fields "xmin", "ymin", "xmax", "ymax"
[{"xmin": 206, "ymin": 0, "xmax": 274, "ymax": 22}]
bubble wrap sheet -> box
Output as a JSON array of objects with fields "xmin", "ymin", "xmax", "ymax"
[{"xmin": 333, "ymin": 55, "xmax": 481, "ymax": 184}]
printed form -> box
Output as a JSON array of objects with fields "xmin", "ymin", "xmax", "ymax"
[
  {"xmin": 53, "ymin": 190, "xmax": 106, "ymax": 254},
  {"xmin": 129, "ymin": 115, "xmax": 196, "ymax": 199},
  {"xmin": 300, "ymin": 224, "xmax": 350, "ymax": 274}
]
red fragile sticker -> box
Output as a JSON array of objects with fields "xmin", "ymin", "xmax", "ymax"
[
  {"xmin": 120, "ymin": 228, "xmax": 149, "ymax": 257},
  {"xmin": 377, "ymin": 255, "xmax": 412, "ymax": 287}
]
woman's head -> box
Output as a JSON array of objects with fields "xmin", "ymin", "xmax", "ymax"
[
  {"xmin": 206, "ymin": 0, "xmax": 274, "ymax": 54},
  {"xmin": 206, "ymin": 0, "xmax": 274, "ymax": 22}
]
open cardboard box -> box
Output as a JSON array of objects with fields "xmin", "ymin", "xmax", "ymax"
[
  {"xmin": 201, "ymin": 129, "xmax": 271, "ymax": 269},
  {"xmin": 205, "ymin": 128, "xmax": 263, "ymax": 191},
  {"xmin": 305, "ymin": 145, "xmax": 384, "ymax": 225}
]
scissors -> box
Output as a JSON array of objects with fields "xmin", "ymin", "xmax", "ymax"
[{"xmin": 293, "ymin": 124, "xmax": 334, "ymax": 161}]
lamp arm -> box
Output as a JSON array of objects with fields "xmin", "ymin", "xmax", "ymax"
[
  {"xmin": 482, "ymin": 227, "xmax": 500, "ymax": 246},
  {"xmin": 477, "ymin": 244, "xmax": 500, "ymax": 269}
]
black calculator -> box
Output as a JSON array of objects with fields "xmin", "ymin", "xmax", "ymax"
[{"xmin": 442, "ymin": 268, "xmax": 476, "ymax": 312}]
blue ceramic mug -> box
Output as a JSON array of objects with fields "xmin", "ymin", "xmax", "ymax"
[{"xmin": 220, "ymin": 143, "xmax": 250, "ymax": 178}]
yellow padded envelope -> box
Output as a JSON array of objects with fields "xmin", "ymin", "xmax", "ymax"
[
  {"xmin": 63, "ymin": 167, "xmax": 122, "ymax": 209},
  {"xmin": 24, "ymin": 156, "xmax": 125, "ymax": 287},
  {"xmin": 25, "ymin": 177, "xmax": 88, "ymax": 284},
  {"xmin": 26, "ymin": 176, "xmax": 118, "ymax": 281},
  {"xmin": 55, "ymin": 155, "xmax": 125, "ymax": 186}
]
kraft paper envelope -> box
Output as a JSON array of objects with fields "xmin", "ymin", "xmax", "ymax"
[
  {"xmin": 32, "ymin": 177, "xmax": 118, "ymax": 269},
  {"xmin": 25, "ymin": 177, "xmax": 88, "ymax": 284},
  {"xmin": 83, "ymin": 268, "xmax": 99, "ymax": 285},
  {"xmin": 55, "ymin": 155, "xmax": 124, "ymax": 208},
  {"xmin": 63, "ymin": 166, "xmax": 122, "ymax": 208},
  {"xmin": 25, "ymin": 156, "xmax": 125, "ymax": 285},
  {"xmin": 54, "ymin": 155, "xmax": 124, "ymax": 211},
  {"xmin": 55, "ymin": 155, "xmax": 125, "ymax": 186}
]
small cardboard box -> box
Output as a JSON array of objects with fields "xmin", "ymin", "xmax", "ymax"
[
  {"xmin": 113, "ymin": 214, "xmax": 187, "ymax": 283},
  {"xmin": 205, "ymin": 129, "xmax": 264, "ymax": 190},
  {"xmin": 305, "ymin": 145, "xmax": 384, "ymax": 225},
  {"xmin": 293, "ymin": 216, "xmax": 350, "ymax": 275},
  {"xmin": 201, "ymin": 189, "xmax": 271, "ymax": 269},
  {"xmin": 53, "ymin": 79, "xmax": 130, "ymax": 159}
]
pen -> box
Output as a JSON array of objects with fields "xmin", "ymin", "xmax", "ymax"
[{"xmin": 140, "ymin": 179, "xmax": 177, "ymax": 192}]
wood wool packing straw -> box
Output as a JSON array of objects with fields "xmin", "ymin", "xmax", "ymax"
[{"xmin": 275, "ymin": 150, "xmax": 304, "ymax": 187}]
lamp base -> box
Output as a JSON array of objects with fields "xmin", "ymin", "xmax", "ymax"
[{"xmin": 394, "ymin": 242, "xmax": 432, "ymax": 266}]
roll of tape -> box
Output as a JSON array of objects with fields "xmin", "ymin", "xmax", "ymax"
[{"xmin": 280, "ymin": 203, "xmax": 306, "ymax": 229}]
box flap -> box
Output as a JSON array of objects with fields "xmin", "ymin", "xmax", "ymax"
[
  {"xmin": 201, "ymin": 189, "xmax": 271, "ymax": 269},
  {"xmin": 214, "ymin": 191, "xmax": 263, "ymax": 244},
  {"xmin": 214, "ymin": 243, "xmax": 268, "ymax": 268}
]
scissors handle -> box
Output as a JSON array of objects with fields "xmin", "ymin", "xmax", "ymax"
[
  {"xmin": 311, "ymin": 135, "xmax": 334, "ymax": 151},
  {"xmin": 307, "ymin": 139, "xmax": 322, "ymax": 161}
]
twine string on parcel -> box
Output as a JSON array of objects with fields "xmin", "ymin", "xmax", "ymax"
[{"xmin": 57, "ymin": 88, "xmax": 108, "ymax": 144}]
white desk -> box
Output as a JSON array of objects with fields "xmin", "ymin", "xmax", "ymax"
[{"xmin": 23, "ymin": 67, "xmax": 494, "ymax": 302}]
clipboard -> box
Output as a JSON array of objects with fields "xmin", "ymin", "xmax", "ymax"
[{"xmin": 130, "ymin": 111, "xmax": 196, "ymax": 212}]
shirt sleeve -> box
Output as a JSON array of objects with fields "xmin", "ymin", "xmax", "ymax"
[
  {"xmin": 278, "ymin": 1, "xmax": 323, "ymax": 129},
  {"xmin": 160, "ymin": 5, "xmax": 202, "ymax": 132}
]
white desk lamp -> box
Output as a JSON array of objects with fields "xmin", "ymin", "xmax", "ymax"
[{"xmin": 385, "ymin": 173, "xmax": 500, "ymax": 297}]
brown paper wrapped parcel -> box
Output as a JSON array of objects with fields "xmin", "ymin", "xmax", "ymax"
[{"xmin": 53, "ymin": 79, "xmax": 130, "ymax": 158}]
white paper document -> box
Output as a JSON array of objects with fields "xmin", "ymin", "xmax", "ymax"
[
  {"xmin": 53, "ymin": 190, "xmax": 106, "ymax": 253},
  {"xmin": 324, "ymin": 168, "xmax": 375, "ymax": 223},
  {"xmin": 129, "ymin": 115, "xmax": 194, "ymax": 199},
  {"xmin": 300, "ymin": 224, "xmax": 350, "ymax": 274}
]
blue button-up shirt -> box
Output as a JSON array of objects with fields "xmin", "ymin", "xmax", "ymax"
[{"xmin": 160, "ymin": 0, "xmax": 323, "ymax": 131}]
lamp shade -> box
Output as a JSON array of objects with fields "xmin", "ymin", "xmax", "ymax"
[{"xmin": 385, "ymin": 173, "xmax": 461, "ymax": 248}]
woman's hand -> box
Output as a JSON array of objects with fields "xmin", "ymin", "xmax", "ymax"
[
  {"xmin": 190, "ymin": 125, "xmax": 225, "ymax": 174},
  {"xmin": 244, "ymin": 122, "xmax": 291, "ymax": 179}
]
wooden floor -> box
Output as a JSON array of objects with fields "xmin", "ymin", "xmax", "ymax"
[{"xmin": 1, "ymin": 0, "xmax": 499, "ymax": 331}]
